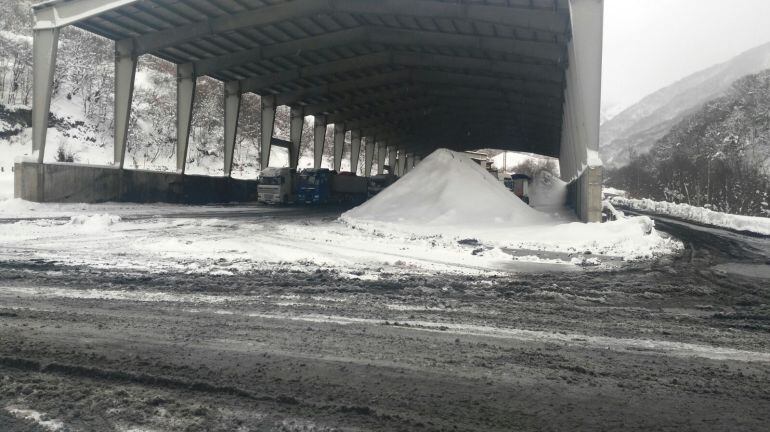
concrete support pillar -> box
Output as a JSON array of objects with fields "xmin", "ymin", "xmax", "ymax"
[
  {"xmin": 396, "ymin": 149, "xmax": 406, "ymax": 176},
  {"xmin": 404, "ymin": 153, "xmax": 414, "ymax": 174},
  {"xmin": 364, "ymin": 137, "xmax": 375, "ymax": 177},
  {"xmin": 260, "ymin": 95, "xmax": 276, "ymax": 170},
  {"xmin": 114, "ymin": 39, "xmax": 137, "ymax": 168},
  {"xmin": 223, "ymin": 81, "xmax": 241, "ymax": 176},
  {"xmin": 313, "ymin": 115, "xmax": 327, "ymax": 169},
  {"xmin": 31, "ymin": 28, "xmax": 60, "ymax": 163},
  {"xmin": 387, "ymin": 146, "xmax": 396, "ymax": 175},
  {"xmin": 176, "ymin": 63, "xmax": 196, "ymax": 174},
  {"xmin": 349, "ymin": 130, "xmax": 362, "ymax": 175},
  {"xmin": 377, "ymin": 141, "xmax": 387, "ymax": 175},
  {"xmin": 414, "ymin": 155, "xmax": 422, "ymax": 166},
  {"xmin": 333, "ymin": 123, "xmax": 345, "ymax": 172},
  {"xmin": 560, "ymin": 0, "xmax": 604, "ymax": 223},
  {"xmin": 289, "ymin": 106, "xmax": 304, "ymax": 169}
]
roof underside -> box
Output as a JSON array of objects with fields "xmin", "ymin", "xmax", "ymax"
[{"xmin": 46, "ymin": 0, "xmax": 572, "ymax": 157}]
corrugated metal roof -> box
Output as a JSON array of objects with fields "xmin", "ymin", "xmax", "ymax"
[{"xmin": 34, "ymin": 0, "xmax": 574, "ymax": 155}]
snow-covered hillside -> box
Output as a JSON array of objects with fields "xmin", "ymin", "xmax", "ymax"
[
  {"xmin": 600, "ymin": 41, "xmax": 770, "ymax": 168},
  {"xmin": 0, "ymin": 10, "xmax": 345, "ymax": 196}
]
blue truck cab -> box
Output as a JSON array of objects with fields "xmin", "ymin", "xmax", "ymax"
[{"xmin": 296, "ymin": 168, "xmax": 333, "ymax": 204}]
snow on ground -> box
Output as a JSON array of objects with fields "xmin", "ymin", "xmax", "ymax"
[
  {"xmin": 603, "ymin": 187, "xmax": 628, "ymax": 198},
  {"xmin": 0, "ymin": 149, "xmax": 681, "ymax": 276},
  {"xmin": 612, "ymin": 196, "xmax": 770, "ymax": 236},
  {"xmin": 5, "ymin": 406, "xmax": 64, "ymax": 431}
]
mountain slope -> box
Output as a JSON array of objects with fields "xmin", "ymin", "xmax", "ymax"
[
  {"xmin": 601, "ymin": 41, "xmax": 770, "ymax": 167},
  {"xmin": 606, "ymin": 70, "xmax": 770, "ymax": 217}
]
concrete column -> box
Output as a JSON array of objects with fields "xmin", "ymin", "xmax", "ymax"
[
  {"xmin": 387, "ymin": 146, "xmax": 396, "ymax": 175},
  {"xmin": 31, "ymin": 28, "xmax": 60, "ymax": 163},
  {"xmin": 114, "ymin": 39, "xmax": 137, "ymax": 168},
  {"xmin": 223, "ymin": 81, "xmax": 241, "ymax": 176},
  {"xmin": 396, "ymin": 149, "xmax": 406, "ymax": 176},
  {"xmin": 313, "ymin": 115, "xmax": 327, "ymax": 169},
  {"xmin": 414, "ymin": 155, "xmax": 422, "ymax": 166},
  {"xmin": 333, "ymin": 123, "xmax": 345, "ymax": 172},
  {"xmin": 176, "ymin": 63, "xmax": 196, "ymax": 174},
  {"xmin": 377, "ymin": 141, "xmax": 387, "ymax": 175},
  {"xmin": 260, "ymin": 95, "xmax": 276, "ymax": 169},
  {"xmin": 289, "ymin": 106, "xmax": 304, "ymax": 169},
  {"xmin": 350, "ymin": 130, "xmax": 362, "ymax": 175},
  {"xmin": 364, "ymin": 136, "xmax": 375, "ymax": 177},
  {"xmin": 404, "ymin": 153, "xmax": 414, "ymax": 174},
  {"xmin": 566, "ymin": 0, "xmax": 604, "ymax": 222},
  {"xmin": 570, "ymin": 0, "xmax": 603, "ymax": 158}
]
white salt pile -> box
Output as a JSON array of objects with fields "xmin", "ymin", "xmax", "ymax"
[
  {"xmin": 343, "ymin": 149, "xmax": 544, "ymax": 226},
  {"xmin": 342, "ymin": 148, "xmax": 683, "ymax": 262}
]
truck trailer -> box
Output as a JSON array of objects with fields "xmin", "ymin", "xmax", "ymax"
[{"xmin": 296, "ymin": 169, "xmax": 368, "ymax": 204}]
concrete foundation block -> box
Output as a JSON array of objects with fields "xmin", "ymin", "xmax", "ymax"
[
  {"xmin": 14, "ymin": 162, "xmax": 258, "ymax": 205},
  {"xmin": 568, "ymin": 165, "xmax": 603, "ymax": 223}
]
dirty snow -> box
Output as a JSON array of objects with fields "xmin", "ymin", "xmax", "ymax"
[
  {"xmin": 612, "ymin": 196, "xmax": 770, "ymax": 236},
  {"xmin": 5, "ymin": 406, "xmax": 65, "ymax": 431}
]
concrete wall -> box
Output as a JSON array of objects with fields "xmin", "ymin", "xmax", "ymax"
[
  {"xmin": 14, "ymin": 162, "xmax": 257, "ymax": 204},
  {"xmin": 567, "ymin": 166, "xmax": 603, "ymax": 223}
]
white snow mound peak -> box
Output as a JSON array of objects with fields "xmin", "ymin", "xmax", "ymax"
[{"xmin": 343, "ymin": 149, "xmax": 543, "ymax": 226}]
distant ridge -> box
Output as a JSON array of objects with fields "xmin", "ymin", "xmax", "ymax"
[{"xmin": 600, "ymin": 41, "xmax": 770, "ymax": 167}]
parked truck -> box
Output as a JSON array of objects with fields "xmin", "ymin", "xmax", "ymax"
[
  {"xmin": 367, "ymin": 174, "xmax": 397, "ymax": 198},
  {"xmin": 296, "ymin": 169, "xmax": 368, "ymax": 204},
  {"xmin": 504, "ymin": 173, "xmax": 531, "ymax": 204},
  {"xmin": 257, "ymin": 167, "xmax": 296, "ymax": 204}
]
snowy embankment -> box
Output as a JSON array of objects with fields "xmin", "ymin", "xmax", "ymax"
[
  {"xmin": 343, "ymin": 149, "xmax": 681, "ymax": 262},
  {"xmin": 611, "ymin": 197, "xmax": 770, "ymax": 236}
]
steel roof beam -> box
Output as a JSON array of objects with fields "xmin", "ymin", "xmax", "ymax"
[
  {"xmin": 239, "ymin": 52, "xmax": 392, "ymax": 94},
  {"xmin": 369, "ymin": 27, "xmax": 564, "ymax": 63},
  {"xmin": 193, "ymin": 27, "xmax": 369, "ymax": 78},
  {"xmin": 116, "ymin": 0, "xmax": 568, "ymax": 55},
  {"xmin": 32, "ymin": 0, "xmax": 141, "ymax": 30},
  {"xmin": 306, "ymin": 92, "xmax": 562, "ymax": 124},
  {"xmin": 327, "ymin": 105, "xmax": 560, "ymax": 134},
  {"xmin": 187, "ymin": 33, "xmax": 564, "ymax": 85},
  {"xmin": 273, "ymin": 70, "xmax": 412, "ymax": 106},
  {"xmin": 232, "ymin": 53, "xmax": 562, "ymax": 98},
  {"xmin": 269, "ymin": 69, "xmax": 562, "ymax": 108}
]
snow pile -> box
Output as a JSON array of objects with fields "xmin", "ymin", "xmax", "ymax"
[
  {"xmin": 603, "ymin": 187, "xmax": 628, "ymax": 198},
  {"xmin": 612, "ymin": 197, "xmax": 770, "ymax": 235},
  {"xmin": 69, "ymin": 214, "xmax": 122, "ymax": 229},
  {"xmin": 342, "ymin": 149, "xmax": 681, "ymax": 262},
  {"xmin": 529, "ymin": 171, "xmax": 568, "ymax": 210},
  {"xmin": 343, "ymin": 149, "xmax": 542, "ymax": 226}
]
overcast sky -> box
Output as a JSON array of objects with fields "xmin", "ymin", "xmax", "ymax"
[{"xmin": 602, "ymin": 0, "xmax": 770, "ymax": 112}]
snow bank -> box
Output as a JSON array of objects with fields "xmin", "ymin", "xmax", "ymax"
[
  {"xmin": 603, "ymin": 187, "xmax": 628, "ymax": 198},
  {"xmin": 343, "ymin": 149, "xmax": 542, "ymax": 226},
  {"xmin": 612, "ymin": 197, "xmax": 770, "ymax": 236}
]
